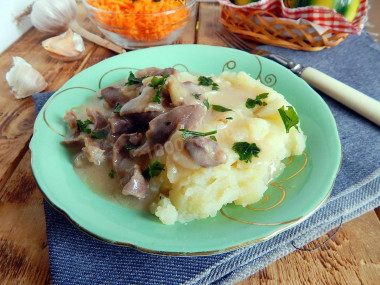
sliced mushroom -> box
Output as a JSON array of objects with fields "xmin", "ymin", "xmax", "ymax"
[
  {"xmin": 108, "ymin": 117, "xmax": 134, "ymax": 135},
  {"xmin": 101, "ymin": 86, "xmax": 129, "ymax": 108},
  {"xmin": 121, "ymin": 165, "xmax": 148, "ymax": 198},
  {"xmin": 63, "ymin": 109, "xmax": 79, "ymax": 137},
  {"xmin": 83, "ymin": 137, "xmax": 105, "ymax": 166},
  {"xmin": 119, "ymin": 85, "xmax": 166, "ymax": 116},
  {"xmin": 168, "ymin": 76, "xmax": 204, "ymax": 106},
  {"xmin": 184, "ymin": 137, "xmax": 227, "ymax": 168},
  {"xmin": 86, "ymin": 108, "xmax": 108, "ymax": 130},
  {"xmin": 131, "ymin": 104, "xmax": 207, "ymax": 157},
  {"xmin": 112, "ymin": 133, "xmax": 145, "ymax": 186}
]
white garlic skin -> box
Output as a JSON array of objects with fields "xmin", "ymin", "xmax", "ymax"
[
  {"xmin": 73, "ymin": 33, "xmax": 85, "ymax": 53},
  {"xmin": 31, "ymin": 0, "xmax": 77, "ymax": 34},
  {"xmin": 5, "ymin": 57, "xmax": 48, "ymax": 99},
  {"xmin": 42, "ymin": 29, "xmax": 85, "ymax": 58}
]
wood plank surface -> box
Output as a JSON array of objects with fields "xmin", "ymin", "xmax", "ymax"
[
  {"xmin": 0, "ymin": 151, "xmax": 50, "ymax": 285},
  {"xmin": 238, "ymin": 211, "xmax": 380, "ymax": 285},
  {"xmin": 0, "ymin": 1, "xmax": 379, "ymax": 285},
  {"xmin": 0, "ymin": 6, "xmax": 95, "ymax": 192}
]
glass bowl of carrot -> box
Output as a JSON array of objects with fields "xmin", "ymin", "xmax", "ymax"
[{"xmin": 83, "ymin": 0, "xmax": 196, "ymax": 50}]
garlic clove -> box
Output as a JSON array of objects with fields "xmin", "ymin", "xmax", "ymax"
[
  {"xmin": 5, "ymin": 57, "xmax": 48, "ymax": 99},
  {"xmin": 42, "ymin": 29, "xmax": 85, "ymax": 61}
]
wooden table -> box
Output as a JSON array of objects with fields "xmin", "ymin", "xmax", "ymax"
[{"xmin": 1, "ymin": 2, "xmax": 379, "ymax": 284}]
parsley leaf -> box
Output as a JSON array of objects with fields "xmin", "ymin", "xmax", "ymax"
[
  {"xmin": 77, "ymin": 119, "xmax": 109, "ymax": 139},
  {"xmin": 226, "ymin": 117, "xmax": 233, "ymax": 120},
  {"xmin": 108, "ymin": 170, "xmax": 115, "ymax": 179},
  {"xmin": 193, "ymin": 93, "xmax": 201, "ymax": 100},
  {"xmin": 278, "ymin": 105, "xmax": 299, "ymax": 133},
  {"xmin": 125, "ymin": 144, "xmax": 137, "ymax": 151},
  {"xmin": 179, "ymin": 129, "xmax": 217, "ymax": 140},
  {"xmin": 212, "ymin": 104, "xmax": 233, "ymax": 112},
  {"xmin": 203, "ymin": 99, "xmax": 210, "ymax": 109},
  {"xmin": 211, "ymin": 83, "xmax": 219, "ymax": 91},
  {"xmin": 198, "ymin": 76, "xmax": 219, "ymax": 90},
  {"xmin": 91, "ymin": 129, "xmax": 108, "ymax": 139},
  {"xmin": 245, "ymin": 93, "xmax": 269, "ymax": 109},
  {"xmin": 77, "ymin": 119, "xmax": 93, "ymax": 134},
  {"xmin": 127, "ymin": 71, "xmax": 144, "ymax": 85},
  {"xmin": 198, "ymin": 76, "xmax": 213, "ymax": 86},
  {"xmin": 232, "ymin": 142, "xmax": 260, "ymax": 163},
  {"xmin": 142, "ymin": 160, "xmax": 165, "ymax": 180},
  {"xmin": 113, "ymin": 103, "xmax": 122, "ymax": 114},
  {"xmin": 149, "ymin": 74, "xmax": 169, "ymax": 103}
]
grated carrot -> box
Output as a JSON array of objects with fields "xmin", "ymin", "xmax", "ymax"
[{"xmin": 86, "ymin": 0, "xmax": 190, "ymax": 42}]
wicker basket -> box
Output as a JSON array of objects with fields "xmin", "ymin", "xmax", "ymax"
[{"xmin": 219, "ymin": 4, "xmax": 349, "ymax": 51}]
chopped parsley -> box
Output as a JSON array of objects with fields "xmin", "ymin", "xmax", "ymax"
[
  {"xmin": 91, "ymin": 129, "xmax": 108, "ymax": 139},
  {"xmin": 226, "ymin": 117, "xmax": 233, "ymax": 120},
  {"xmin": 126, "ymin": 71, "xmax": 144, "ymax": 85},
  {"xmin": 77, "ymin": 119, "xmax": 93, "ymax": 134},
  {"xmin": 203, "ymin": 99, "xmax": 210, "ymax": 109},
  {"xmin": 179, "ymin": 129, "xmax": 217, "ymax": 140},
  {"xmin": 278, "ymin": 105, "xmax": 299, "ymax": 133},
  {"xmin": 125, "ymin": 144, "xmax": 137, "ymax": 151},
  {"xmin": 149, "ymin": 74, "xmax": 169, "ymax": 103},
  {"xmin": 113, "ymin": 103, "xmax": 122, "ymax": 114},
  {"xmin": 193, "ymin": 93, "xmax": 201, "ymax": 100},
  {"xmin": 198, "ymin": 76, "xmax": 219, "ymax": 90},
  {"xmin": 212, "ymin": 104, "xmax": 233, "ymax": 112},
  {"xmin": 143, "ymin": 160, "xmax": 165, "ymax": 180},
  {"xmin": 212, "ymin": 85, "xmax": 219, "ymax": 91},
  {"xmin": 245, "ymin": 93, "xmax": 269, "ymax": 109},
  {"xmin": 77, "ymin": 119, "xmax": 108, "ymax": 139},
  {"xmin": 232, "ymin": 142, "xmax": 260, "ymax": 163},
  {"xmin": 165, "ymin": 121, "xmax": 172, "ymax": 126},
  {"xmin": 108, "ymin": 169, "xmax": 115, "ymax": 179},
  {"xmin": 209, "ymin": 135, "xmax": 217, "ymax": 141}
]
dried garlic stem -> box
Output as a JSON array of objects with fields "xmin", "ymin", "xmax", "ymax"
[{"xmin": 69, "ymin": 21, "xmax": 125, "ymax": 54}]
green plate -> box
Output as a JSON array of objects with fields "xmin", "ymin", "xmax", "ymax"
[{"xmin": 30, "ymin": 44, "xmax": 341, "ymax": 255}]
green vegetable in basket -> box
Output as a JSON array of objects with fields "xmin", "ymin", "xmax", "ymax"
[{"xmin": 283, "ymin": 0, "xmax": 360, "ymax": 22}]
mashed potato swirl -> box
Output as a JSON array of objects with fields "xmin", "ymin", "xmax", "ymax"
[{"xmin": 149, "ymin": 71, "xmax": 306, "ymax": 224}]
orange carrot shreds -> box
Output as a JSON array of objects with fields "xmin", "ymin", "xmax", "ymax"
[{"xmin": 86, "ymin": 0, "xmax": 190, "ymax": 42}]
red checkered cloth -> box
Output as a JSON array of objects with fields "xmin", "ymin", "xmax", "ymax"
[{"xmin": 217, "ymin": 0, "xmax": 368, "ymax": 34}]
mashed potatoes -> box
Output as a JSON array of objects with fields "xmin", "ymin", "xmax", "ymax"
[{"xmin": 149, "ymin": 71, "xmax": 306, "ymax": 224}]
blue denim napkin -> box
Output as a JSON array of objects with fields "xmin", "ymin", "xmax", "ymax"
[{"xmin": 33, "ymin": 31, "xmax": 380, "ymax": 284}]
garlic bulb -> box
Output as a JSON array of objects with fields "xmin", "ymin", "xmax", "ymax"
[
  {"xmin": 30, "ymin": 0, "xmax": 125, "ymax": 54},
  {"xmin": 6, "ymin": 57, "xmax": 48, "ymax": 99},
  {"xmin": 31, "ymin": 0, "xmax": 77, "ymax": 35},
  {"xmin": 42, "ymin": 29, "xmax": 85, "ymax": 60}
]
